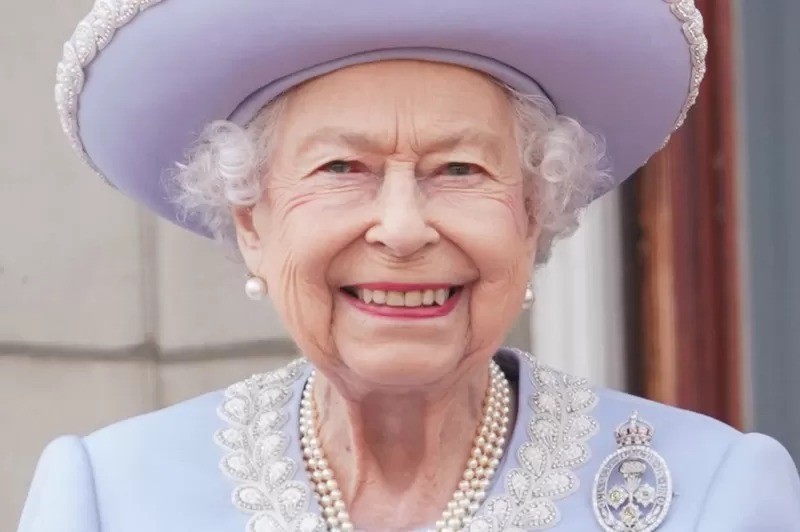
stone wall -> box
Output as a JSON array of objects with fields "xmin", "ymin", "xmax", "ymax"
[{"xmin": 0, "ymin": 210, "xmax": 304, "ymax": 526}]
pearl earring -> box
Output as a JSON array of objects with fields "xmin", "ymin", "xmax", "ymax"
[
  {"xmin": 522, "ymin": 281, "xmax": 534, "ymax": 310},
  {"xmin": 244, "ymin": 275, "xmax": 267, "ymax": 300}
]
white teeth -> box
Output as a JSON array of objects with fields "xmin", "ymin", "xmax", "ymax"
[
  {"xmin": 422, "ymin": 289, "xmax": 435, "ymax": 305},
  {"xmin": 360, "ymin": 288, "xmax": 373, "ymax": 304},
  {"xmin": 371, "ymin": 290, "xmax": 386, "ymax": 304},
  {"xmin": 386, "ymin": 291, "xmax": 405, "ymax": 306},
  {"xmin": 434, "ymin": 288, "xmax": 448, "ymax": 305},
  {"xmin": 404, "ymin": 291, "xmax": 422, "ymax": 307},
  {"xmin": 354, "ymin": 287, "xmax": 455, "ymax": 307}
]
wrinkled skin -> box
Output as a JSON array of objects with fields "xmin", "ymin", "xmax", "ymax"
[{"xmin": 234, "ymin": 60, "xmax": 539, "ymax": 529}]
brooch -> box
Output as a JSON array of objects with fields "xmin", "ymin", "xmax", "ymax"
[{"xmin": 592, "ymin": 412, "xmax": 673, "ymax": 531}]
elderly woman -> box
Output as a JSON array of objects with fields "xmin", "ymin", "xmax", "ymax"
[{"xmin": 19, "ymin": 0, "xmax": 800, "ymax": 531}]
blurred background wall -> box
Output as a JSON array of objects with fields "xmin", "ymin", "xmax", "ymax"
[
  {"xmin": 737, "ymin": 0, "xmax": 800, "ymax": 462},
  {"xmin": 1, "ymin": 0, "xmax": 798, "ymax": 529}
]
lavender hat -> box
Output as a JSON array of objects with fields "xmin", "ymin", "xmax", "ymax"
[{"xmin": 55, "ymin": 0, "xmax": 707, "ymax": 236}]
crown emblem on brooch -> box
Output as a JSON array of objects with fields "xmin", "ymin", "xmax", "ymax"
[
  {"xmin": 615, "ymin": 411, "xmax": 655, "ymax": 447},
  {"xmin": 593, "ymin": 411, "xmax": 674, "ymax": 532}
]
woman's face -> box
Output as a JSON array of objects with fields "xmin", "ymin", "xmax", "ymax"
[{"xmin": 235, "ymin": 60, "xmax": 539, "ymax": 391}]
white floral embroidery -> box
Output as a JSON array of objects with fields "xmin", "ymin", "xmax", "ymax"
[
  {"xmin": 217, "ymin": 351, "xmax": 598, "ymax": 531},
  {"xmin": 215, "ymin": 359, "xmax": 326, "ymax": 532},
  {"xmin": 217, "ymin": 351, "xmax": 596, "ymax": 531},
  {"xmin": 664, "ymin": 0, "xmax": 708, "ymax": 132},
  {"xmin": 467, "ymin": 349, "xmax": 599, "ymax": 531}
]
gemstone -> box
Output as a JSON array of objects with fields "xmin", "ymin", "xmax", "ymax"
[
  {"xmin": 607, "ymin": 486, "xmax": 628, "ymax": 510},
  {"xmin": 621, "ymin": 504, "xmax": 642, "ymax": 527},
  {"xmin": 634, "ymin": 484, "xmax": 656, "ymax": 507}
]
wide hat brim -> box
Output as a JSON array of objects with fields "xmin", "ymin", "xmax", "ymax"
[{"xmin": 56, "ymin": 0, "xmax": 706, "ymax": 237}]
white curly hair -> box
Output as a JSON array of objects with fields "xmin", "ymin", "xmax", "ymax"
[{"xmin": 170, "ymin": 81, "xmax": 609, "ymax": 265}]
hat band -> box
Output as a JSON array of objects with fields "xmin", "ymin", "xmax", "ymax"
[{"xmin": 228, "ymin": 46, "xmax": 553, "ymax": 126}]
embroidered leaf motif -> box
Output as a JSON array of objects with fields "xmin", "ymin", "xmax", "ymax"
[
  {"xmin": 216, "ymin": 428, "xmax": 246, "ymax": 451},
  {"xmin": 233, "ymin": 486, "xmax": 273, "ymax": 512},
  {"xmin": 257, "ymin": 387, "xmax": 291, "ymax": 410},
  {"xmin": 265, "ymin": 458, "xmax": 296, "ymax": 491},
  {"xmin": 465, "ymin": 517, "xmax": 494, "ymax": 532},
  {"xmin": 553, "ymin": 442, "xmax": 587, "ymax": 469},
  {"xmin": 248, "ymin": 513, "xmax": 286, "ymax": 532},
  {"xmin": 561, "ymin": 373, "xmax": 587, "ymax": 388},
  {"xmin": 485, "ymin": 495, "xmax": 513, "ymax": 526},
  {"xmin": 217, "ymin": 359, "xmax": 322, "ymax": 531},
  {"xmin": 518, "ymin": 442, "xmax": 547, "ymax": 478},
  {"xmin": 513, "ymin": 499, "xmax": 557, "ymax": 529},
  {"xmin": 506, "ymin": 469, "xmax": 532, "ymax": 503},
  {"xmin": 253, "ymin": 410, "xmax": 288, "ymax": 439},
  {"xmin": 565, "ymin": 413, "xmax": 597, "ymax": 440},
  {"xmin": 226, "ymin": 381, "xmax": 250, "ymax": 398},
  {"xmin": 529, "ymin": 417, "xmax": 559, "ymax": 450},
  {"xmin": 534, "ymin": 367, "xmax": 560, "ymax": 388},
  {"xmin": 221, "ymin": 396, "xmax": 251, "ymax": 425},
  {"xmin": 259, "ymin": 360, "xmax": 306, "ymax": 388},
  {"xmin": 531, "ymin": 471, "xmax": 575, "ymax": 498},
  {"xmin": 293, "ymin": 514, "xmax": 327, "ymax": 532},
  {"xmin": 222, "ymin": 451, "xmax": 257, "ymax": 481},
  {"xmin": 278, "ymin": 481, "xmax": 310, "ymax": 520},
  {"xmin": 569, "ymin": 388, "xmax": 596, "ymax": 412},
  {"xmin": 475, "ymin": 349, "xmax": 598, "ymax": 531},
  {"xmin": 254, "ymin": 432, "xmax": 289, "ymax": 467},
  {"xmin": 534, "ymin": 391, "xmax": 560, "ymax": 417}
]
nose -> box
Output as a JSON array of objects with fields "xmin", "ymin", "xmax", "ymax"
[{"xmin": 365, "ymin": 170, "xmax": 439, "ymax": 258}]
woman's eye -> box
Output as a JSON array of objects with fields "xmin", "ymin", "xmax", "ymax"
[
  {"xmin": 442, "ymin": 162, "xmax": 483, "ymax": 176},
  {"xmin": 321, "ymin": 160, "xmax": 358, "ymax": 174}
]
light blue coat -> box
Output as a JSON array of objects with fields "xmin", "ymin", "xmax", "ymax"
[{"xmin": 18, "ymin": 349, "xmax": 800, "ymax": 531}]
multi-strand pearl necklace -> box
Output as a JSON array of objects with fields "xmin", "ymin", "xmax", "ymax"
[{"xmin": 299, "ymin": 361, "xmax": 512, "ymax": 532}]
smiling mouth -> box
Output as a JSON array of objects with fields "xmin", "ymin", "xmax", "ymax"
[{"xmin": 341, "ymin": 286, "xmax": 462, "ymax": 307}]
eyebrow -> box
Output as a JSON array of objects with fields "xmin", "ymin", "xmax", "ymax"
[{"xmin": 295, "ymin": 126, "xmax": 506, "ymax": 162}]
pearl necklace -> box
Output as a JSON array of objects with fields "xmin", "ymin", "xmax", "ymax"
[{"xmin": 299, "ymin": 362, "xmax": 512, "ymax": 532}]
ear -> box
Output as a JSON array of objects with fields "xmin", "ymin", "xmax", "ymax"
[{"xmin": 231, "ymin": 205, "xmax": 266, "ymax": 274}]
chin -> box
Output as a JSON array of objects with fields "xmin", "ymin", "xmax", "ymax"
[{"xmin": 333, "ymin": 339, "xmax": 468, "ymax": 389}]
